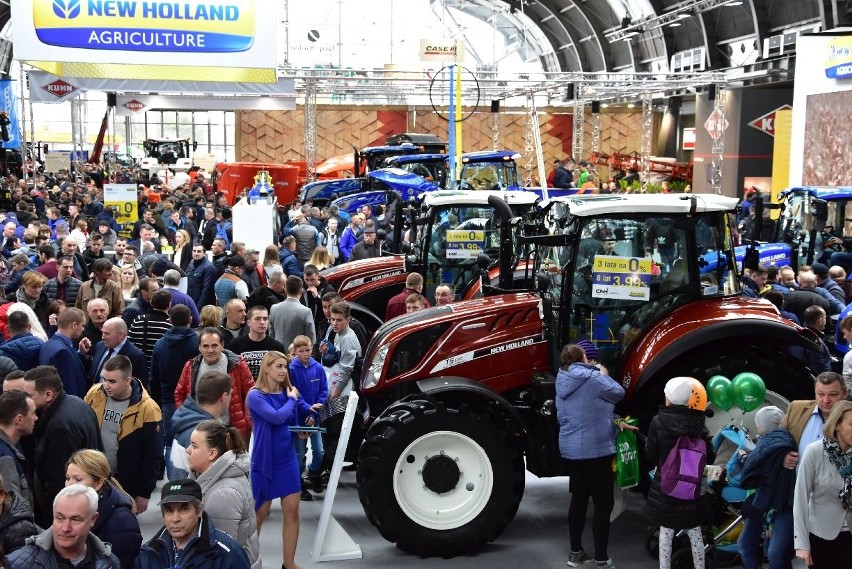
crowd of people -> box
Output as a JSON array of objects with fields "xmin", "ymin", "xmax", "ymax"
[
  {"xmin": 0, "ymin": 164, "xmax": 461, "ymax": 569},
  {"xmin": 557, "ymin": 340, "xmax": 852, "ymax": 569}
]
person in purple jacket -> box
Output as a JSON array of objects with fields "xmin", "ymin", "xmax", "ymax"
[
  {"xmin": 246, "ymin": 350, "xmax": 302, "ymax": 569},
  {"xmin": 556, "ymin": 342, "xmax": 627, "ymax": 569},
  {"xmin": 289, "ymin": 334, "xmax": 328, "ymax": 500}
]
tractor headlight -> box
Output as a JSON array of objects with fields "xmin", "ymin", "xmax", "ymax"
[{"xmin": 362, "ymin": 345, "xmax": 389, "ymax": 390}]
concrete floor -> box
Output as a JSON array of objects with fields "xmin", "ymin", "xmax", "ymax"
[{"xmin": 137, "ymin": 468, "xmax": 808, "ymax": 569}]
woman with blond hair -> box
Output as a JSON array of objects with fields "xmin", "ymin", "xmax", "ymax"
[
  {"xmin": 187, "ymin": 419, "xmax": 261, "ymax": 568},
  {"xmin": 65, "ymin": 449, "xmax": 142, "ymax": 569},
  {"xmin": 172, "ymin": 228, "xmax": 192, "ymax": 271},
  {"xmin": 199, "ymin": 304, "xmax": 224, "ymax": 328},
  {"xmin": 119, "ymin": 265, "xmax": 139, "ymax": 304},
  {"xmin": 14, "ymin": 271, "xmax": 49, "ymax": 328},
  {"xmin": 262, "ymin": 244, "xmax": 282, "ymax": 274},
  {"xmin": 247, "ymin": 350, "xmax": 303, "ymax": 569},
  {"xmin": 308, "ymin": 246, "xmax": 333, "ymax": 271}
]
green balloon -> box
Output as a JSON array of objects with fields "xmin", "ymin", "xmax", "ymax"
[
  {"xmin": 732, "ymin": 372, "xmax": 766, "ymax": 412},
  {"xmin": 706, "ymin": 375, "xmax": 734, "ymax": 411}
]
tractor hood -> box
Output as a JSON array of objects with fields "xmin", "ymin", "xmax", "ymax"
[{"xmin": 368, "ymin": 167, "xmax": 440, "ymax": 198}]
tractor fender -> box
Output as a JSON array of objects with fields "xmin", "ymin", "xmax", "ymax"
[
  {"xmin": 346, "ymin": 300, "xmax": 384, "ymax": 337},
  {"xmin": 416, "ymin": 376, "xmax": 531, "ymax": 451},
  {"xmin": 623, "ymin": 318, "xmax": 819, "ymax": 400}
]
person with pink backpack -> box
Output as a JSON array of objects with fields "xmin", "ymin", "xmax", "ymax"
[{"xmin": 645, "ymin": 377, "xmax": 716, "ymax": 569}]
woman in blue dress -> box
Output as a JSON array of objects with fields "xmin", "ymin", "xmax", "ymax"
[{"xmin": 247, "ymin": 350, "xmax": 303, "ymax": 569}]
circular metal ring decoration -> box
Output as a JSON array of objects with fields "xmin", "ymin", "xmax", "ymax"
[{"xmin": 428, "ymin": 65, "xmax": 481, "ymax": 122}]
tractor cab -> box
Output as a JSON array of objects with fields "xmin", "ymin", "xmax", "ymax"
[
  {"xmin": 385, "ymin": 153, "xmax": 450, "ymax": 189},
  {"xmin": 530, "ymin": 194, "xmax": 740, "ymax": 373},
  {"xmin": 776, "ymin": 186, "xmax": 852, "ymax": 267}
]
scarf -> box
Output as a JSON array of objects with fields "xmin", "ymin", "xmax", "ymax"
[{"xmin": 823, "ymin": 438, "xmax": 852, "ymax": 510}]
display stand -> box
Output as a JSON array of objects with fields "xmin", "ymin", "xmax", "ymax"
[{"xmin": 311, "ymin": 392, "xmax": 363, "ymax": 562}]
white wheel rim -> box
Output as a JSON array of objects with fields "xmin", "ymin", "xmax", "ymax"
[
  {"xmin": 705, "ymin": 389, "xmax": 790, "ymax": 437},
  {"xmin": 392, "ymin": 430, "xmax": 494, "ymax": 530}
]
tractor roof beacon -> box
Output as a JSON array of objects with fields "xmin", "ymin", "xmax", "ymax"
[{"xmin": 354, "ymin": 193, "xmax": 820, "ymax": 558}]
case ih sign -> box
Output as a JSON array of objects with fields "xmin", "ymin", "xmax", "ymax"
[
  {"xmin": 747, "ymin": 104, "xmax": 792, "ymax": 138},
  {"xmin": 42, "ymin": 79, "xmax": 77, "ymax": 99}
]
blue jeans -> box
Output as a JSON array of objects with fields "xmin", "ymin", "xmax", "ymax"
[
  {"xmin": 293, "ymin": 431, "xmax": 325, "ymax": 474},
  {"xmin": 738, "ymin": 507, "xmax": 793, "ymax": 569}
]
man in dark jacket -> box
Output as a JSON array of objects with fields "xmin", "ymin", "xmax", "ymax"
[
  {"xmin": 0, "ymin": 389, "xmax": 37, "ymax": 507},
  {"xmin": 279, "ymin": 236, "xmax": 303, "ymax": 277},
  {"xmin": 128, "ymin": 289, "xmax": 172, "ymax": 371},
  {"xmin": 88, "ymin": 317, "xmax": 148, "ymax": 386},
  {"xmin": 8, "ymin": 366, "xmax": 102, "ymax": 528},
  {"xmin": 186, "ymin": 244, "xmax": 218, "ymax": 309},
  {"xmin": 783, "ymin": 270, "xmax": 837, "ymax": 325},
  {"xmin": 350, "ymin": 227, "xmax": 381, "ymax": 260},
  {"xmin": 44, "ymin": 255, "xmax": 82, "ymax": 307},
  {"xmin": 38, "ymin": 308, "xmax": 90, "ymax": 398},
  {"xmin": 150, "ymin": 305, "xmax": 199, "ymax": 469},
  {"xmin": 302, "ymin": 265, "xmax": 336, "ymax": 329},
  {"xmin": 122, "ymin": 276, "xmax": 160, "ymax": 328},
  {"xmin": 552, "ymin": 158, "xmax": 573, "ymax": 188},
  {"xmin": 135, "ymin": 479, "xmax": 250, "ymax": 569},
  {"xmin": 245, "ymin": 269, "xmax": 286, "ymax": 313},
  {"xmin": 0, "ymin": 311, "xmax": 44, "ymax": 372},
  {"xmin": 198, "ymin": 206, "xmax": 218, "ymax": 250}
]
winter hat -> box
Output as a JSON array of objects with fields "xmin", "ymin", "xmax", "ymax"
[
  {"xmin": 754, "ymin": 405, "xmax": 784, "ymax": 435},
  {"xmin": 576, "ymin": 340, "xmax": 598, "ymax": 362},
  {"xmin": 664, "ymin": 376, "xmax": 708, "ymax": 411},
  {"xmin": 811, "ymin": 262, "xmax": 829, "ymax": 278}
]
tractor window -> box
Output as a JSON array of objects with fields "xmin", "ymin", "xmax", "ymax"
[
  {"xmin": 402, "ymin": 162, "xmax": 449, "ymax": 189},
  {"xmin": 554, "ymin": 216, "xmax": 709, "ymax": 369},
  {"xmin": 422, "ymin": 202, "xmax": 532, "ymax": 303},
  {"xmin": 460, "ymin": 162, "xmax": 521, "ymax": 191}
]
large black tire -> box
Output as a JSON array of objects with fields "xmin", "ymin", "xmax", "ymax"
[
  {"xmin": 634, "ymin": 340, "xmax": 815, "ymax": 431},
  {"xmin": 356, "ymin": 397, "xmax": 526, "ymax": 557}
]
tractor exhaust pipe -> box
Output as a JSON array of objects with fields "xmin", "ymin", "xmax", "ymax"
[{"xmin": 488, "ymin": 195, "xmax": 514, "ymax": 291}]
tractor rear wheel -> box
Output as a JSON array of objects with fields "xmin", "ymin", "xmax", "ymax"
[{"xmin": 357, "ymin": 397, "xmax": 525, "ymax": 556}]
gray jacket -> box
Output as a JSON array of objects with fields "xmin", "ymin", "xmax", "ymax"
[
  {"xmin": 192, "ymin": 451, "xmax": 261, "ymax": 569},
  {"xmin": 793, "ymin": 440, "xmax": 852, "ymax": 551},
  {"xmin": 5, "ymin": 527, "xmax": 120, "ymax": 569},
  {"xmin": 269, "ymin": 297, "xmax": 316, "ymax": 347}
]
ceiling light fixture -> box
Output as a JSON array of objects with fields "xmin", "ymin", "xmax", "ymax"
[
  {"xmin": 726, "ymin": 0, "xmax": 743, "ymax": 5},
  {"xmin": 669, "ymin": 21, "xmax": 681, "ymax": 27}
]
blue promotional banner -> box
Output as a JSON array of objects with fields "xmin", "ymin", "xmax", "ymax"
[{"xmin": 0, "ymin": 80, "xmax": 21, "ymax": 149}]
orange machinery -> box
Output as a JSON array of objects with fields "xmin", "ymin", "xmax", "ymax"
[{"xmin": 216, "ymin": 162, "xmax": 300, "ymax": 206}]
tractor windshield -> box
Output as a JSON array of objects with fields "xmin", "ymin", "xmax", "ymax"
[
  {"xmin": 537, "ymin": 210, "xmax": 737, "ymax": 371},
  {"xmin": 398, "ymin": 161, "xmax": 450, "ymax": 189},
  {"xmin": 459, "ymin": 161, "xmax": 521, "ymax": 191},
  {"xmin": 419, "ymin": 200, "xmax": 534, "ymax": 302}
]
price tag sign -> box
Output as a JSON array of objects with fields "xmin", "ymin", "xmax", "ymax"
[
  {"xmin": 104, "ymin": 183, "xmax": 138, "ymax": 239},
  {"xmin": 446, "ymin": 229, "xmax": 484, "ymax": 259},
  {"xmin": 591, "ymin": 255, "xmax": 651, "ymax": 301}
]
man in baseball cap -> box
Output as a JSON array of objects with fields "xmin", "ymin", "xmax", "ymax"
[{"xmin": 136, "ymin": 479, "xmax": 251, "ymax": 569}]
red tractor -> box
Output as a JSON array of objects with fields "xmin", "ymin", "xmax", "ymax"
[
  {"xmin": 321, "ymin": 190, "xmax": 540, "ymax": 331},
  {"xmin": 354, "ymin": 193, "xmax": 819, "ymax": 557}
]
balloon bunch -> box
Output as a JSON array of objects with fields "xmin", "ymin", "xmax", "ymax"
[{"xmin": 706, "ymin": 372, "xmax": 766, "ymax": 412}]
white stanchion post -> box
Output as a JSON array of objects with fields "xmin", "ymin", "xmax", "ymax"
[{"xmin": 311, "ymin": 392, "xmax": 363, "ymax": 562}]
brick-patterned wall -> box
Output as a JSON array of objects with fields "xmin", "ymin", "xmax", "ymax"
[{"xmin": 237, "ymin": 107, "xmax": 647, "ymax": 180}]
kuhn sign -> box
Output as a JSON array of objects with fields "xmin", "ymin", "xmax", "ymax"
[
  {"xmin": 123, "ymin": 99, "xmax": 145, "ymax": 112},
  {"xmin": 747, "ymin": 104, "xmax": 792, "ymax": 138},
  {"xmin": 42, "ymin": 79, "xmax": 77, "ymax": 98}
]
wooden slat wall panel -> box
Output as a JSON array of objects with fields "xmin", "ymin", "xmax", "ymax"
[{"xmin": 237, "ymin": 107, "xmax": 647, "ymax": 180}]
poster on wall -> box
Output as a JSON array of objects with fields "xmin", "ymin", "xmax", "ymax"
[
  {"xmin": 682, "ymin": 128, "xmax": 696, "ymax": 151},
  {"xmin": 802, "ymin": 91, "xmax": 851, "ymax": 186}
]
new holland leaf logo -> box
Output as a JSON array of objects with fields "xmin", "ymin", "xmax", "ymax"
[{"xmin": 52, "ymin": 0, "xmax": 81, "ymax": 19}]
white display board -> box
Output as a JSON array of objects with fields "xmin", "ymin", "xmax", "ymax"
[{"xmin": 231, "ymin": 197, "xmax": 279, "ymax": 253}]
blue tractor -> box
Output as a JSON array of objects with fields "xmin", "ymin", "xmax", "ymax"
[{"xmin": 300, "ymin": 133, "xmax": 446, "ymax": 206}]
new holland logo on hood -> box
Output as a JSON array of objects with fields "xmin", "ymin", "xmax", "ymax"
[{"xmin": 33, "ymin": 0, "xmax": 255, "ymax": 53}]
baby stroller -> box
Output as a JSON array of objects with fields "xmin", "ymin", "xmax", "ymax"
[{"xmin": 644, "ymin": 424, "xmax": 755, "ymax": 569}]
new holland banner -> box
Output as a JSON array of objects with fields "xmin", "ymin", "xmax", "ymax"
[
  {"xmin": 0, "ymin": 80, "xmax": 22, "ymax": 149},
  {"xmin": 12, "ymin": 0, "xmax": 278, "ymax": 83}
]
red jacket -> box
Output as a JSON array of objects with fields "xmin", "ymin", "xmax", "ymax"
[
  {"xmin": 174, "ymin": 349, "xmax": 254, "ymax": 442},
  {"xmin": 385, "ymin": 287, "xmax": 431, "ymax": 321}
]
